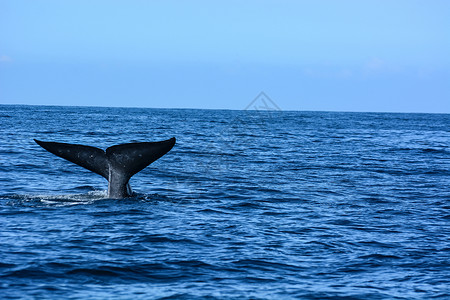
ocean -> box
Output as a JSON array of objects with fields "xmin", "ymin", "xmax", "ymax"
[{"xmin": 0, "ymin": 104, "xmax": 449, "ymax": 299}]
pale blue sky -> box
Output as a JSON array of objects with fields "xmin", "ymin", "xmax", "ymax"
[{"xmin": 1, "ymin": 0, "xmax": 449, "ymax": 112}]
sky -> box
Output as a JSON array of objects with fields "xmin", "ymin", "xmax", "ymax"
[{"xmin": 0, "ymin": 0, "xmax": 449, "ymax": 113}]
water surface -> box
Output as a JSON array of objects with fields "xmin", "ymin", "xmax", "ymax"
[{"xmin": 1, "ymin": 105, "xmax": 449, "ymax": 299}]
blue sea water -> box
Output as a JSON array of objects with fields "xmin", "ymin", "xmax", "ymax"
[{"xmin": 0, "ymin": 104, "xmax": 449, "ymax": 299}]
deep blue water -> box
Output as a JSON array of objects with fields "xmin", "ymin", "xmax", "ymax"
[{"xmin": 0, "ymin": 105, "xmax": 449, "ymax": 299}]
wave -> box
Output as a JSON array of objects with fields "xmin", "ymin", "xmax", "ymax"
[
  {"xmin": 0, "ymin": 190, "xmax": 176, "ymax": 207},
  {"xmin": 0, "ymin": 191, "xmax": 107, "ymax": 207}
]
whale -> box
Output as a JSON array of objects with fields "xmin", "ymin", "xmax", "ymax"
[{"xmin": 34, "ymin": 138, "xmax": 176, "ymax": 198}]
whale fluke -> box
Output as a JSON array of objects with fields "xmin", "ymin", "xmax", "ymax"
[
  {"xmin": 34, "ymin": 138, "xmax": 176, "ymax": 198},
  {"xmin": 34, "ymin": 140, "xmax": 110, "ymax": 179}
]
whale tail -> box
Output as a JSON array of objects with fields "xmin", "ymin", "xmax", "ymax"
[{"xmin": 34, "ymin": 138, "xmax": 176, "ymax": 198}]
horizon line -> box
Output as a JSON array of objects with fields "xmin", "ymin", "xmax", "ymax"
[{"xmin": 0, "ymin": 103, "xmax": 448, "ymax": 115}]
